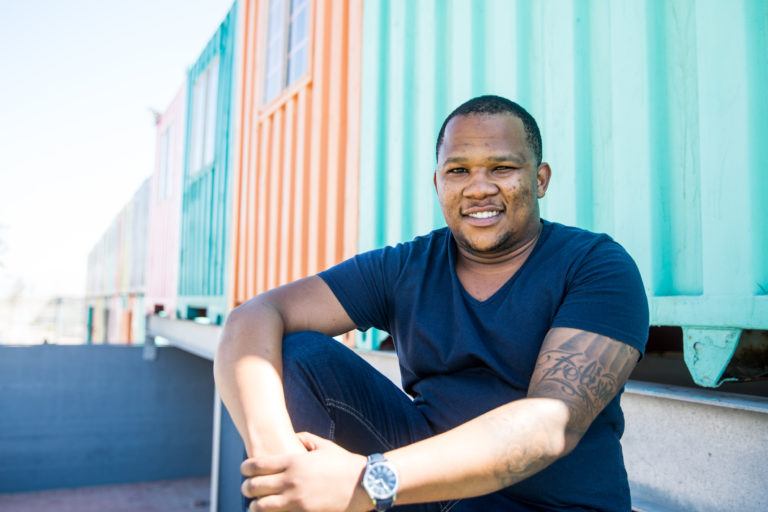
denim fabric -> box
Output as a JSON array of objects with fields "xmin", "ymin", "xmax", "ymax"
[{"xmin": 242, "ymin": 331, "xmax": 541, "ymax": 512}]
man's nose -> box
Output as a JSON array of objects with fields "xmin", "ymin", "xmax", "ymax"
[{"xmin": 463, "ymin": 169, "xmax": 499, "ymax": 198}]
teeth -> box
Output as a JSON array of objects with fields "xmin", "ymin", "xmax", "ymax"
[{"xmin": 467, "ymin": 210, "xmax": 500, "ymax": 219}]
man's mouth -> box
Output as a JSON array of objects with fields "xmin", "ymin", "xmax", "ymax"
[
  {"xmin": 466, "ymin": 210, "xmax": 501, "ymax": 219},
  {"xmin": 462, "ymin": 206, "xmax": 504, "ymax": 220}
]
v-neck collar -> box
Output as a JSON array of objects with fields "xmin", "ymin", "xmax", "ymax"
[{"xmin": 447, "ymin": 220, "xmax": 551, "ymax": 306}]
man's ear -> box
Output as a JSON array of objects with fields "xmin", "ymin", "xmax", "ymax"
[
  {"xmin": 433, "ymin": 171, "xmax": 438, "ymax": 192},
  {"xmin": 536, "ymin": 163, "xmax": 552, "ymax": 198}
]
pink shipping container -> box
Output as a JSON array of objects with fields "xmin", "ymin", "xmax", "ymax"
[{"xmin": 145, "ymin": 86, "xmax": 187, "ymax": 320}]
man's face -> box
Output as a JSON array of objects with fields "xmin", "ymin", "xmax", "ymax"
[{"xmin": 434, "ymin": 113, "xmax": 551, "ymax": 257}]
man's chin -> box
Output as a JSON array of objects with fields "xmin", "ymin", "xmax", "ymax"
[{"xmin": 454, "ymin": 232, "xmax": 512, "ymax": 256}]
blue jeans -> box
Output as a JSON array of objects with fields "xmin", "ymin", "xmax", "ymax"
[{"xmin": 245, "ymin": 331, "xmax": 539, "ymax": 512}]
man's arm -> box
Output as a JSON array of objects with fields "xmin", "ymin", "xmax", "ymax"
[
  {"xmin": 379, "ymin": 327, "xmax": 640, "ymax": 504},
  {"xmin": 213, "ymin": 275, "xmax": 357, "ymax": 457}
]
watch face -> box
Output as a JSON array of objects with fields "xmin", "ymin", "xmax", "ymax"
[{"xmin": 363, "ymin": 462, "xmax": 398, "ymax": 500}]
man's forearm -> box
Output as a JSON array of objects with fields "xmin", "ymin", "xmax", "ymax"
[
  {"xmin": 384, "ymin": 397, "xmax": 572, "ymax": 504},
  {"xmin": 213, "ymin": 299, "xmax": 304, "ymax": 457}
]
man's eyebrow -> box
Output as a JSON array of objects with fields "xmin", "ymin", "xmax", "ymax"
[
  {"xmin": 491, "ymin": 154, "xmax": 527, "ymax": 164},
  {"xmin": 442, "ymin": 154, "xmax": 527, "ymax": 166},
  {"xmin": 443, "ymin": 156, "xmax": 469, "ymax": 165}
]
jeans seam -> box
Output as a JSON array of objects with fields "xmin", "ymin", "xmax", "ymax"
[
  {"xmin": 324, "ymin": 398, "xmax": 395, "ymax": 451},
  {"xmin": 440, "ymin": 500, "xmax": 461, "ymax": 512}
]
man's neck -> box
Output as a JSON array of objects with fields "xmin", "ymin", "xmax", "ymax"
[
  {"xmin": 454, "ymin": 222, "xmax": 543, "ymax": 301},
  {"xmin": 456, "ymin": 221, "xmax": 542, "ymax": 275}
]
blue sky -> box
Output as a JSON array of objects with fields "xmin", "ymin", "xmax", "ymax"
[{"xmin": 0, "ymin": 0, "xmax": 235, "ymax": 298}]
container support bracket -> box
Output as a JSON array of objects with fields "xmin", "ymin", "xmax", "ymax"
[{"xmin": 682, "ymin": 327, "xmax": 742, "ymax": 387}]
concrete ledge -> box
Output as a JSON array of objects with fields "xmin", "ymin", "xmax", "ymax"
[{"xmin": 148, "ymin": 316, "xmax": 222, "ymax": 360}]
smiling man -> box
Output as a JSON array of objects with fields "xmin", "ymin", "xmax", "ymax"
[{"xmin": 215, "ymin": 95, "xmax": 649, "ymax": 512}]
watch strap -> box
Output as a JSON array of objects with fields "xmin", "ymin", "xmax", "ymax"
[
  {"xmin": 374, "ymin": 496, "xmax": 394, "ymax": 511},
  {"xmin": 368, "ymin": 453, "xmax": 386, "ymax": 464}
]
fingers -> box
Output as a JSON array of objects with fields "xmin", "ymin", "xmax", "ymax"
[
  {"xmin": 241, "ymin": 454, "xmax": 290, "ymax": 477},
  {"xmin": 249, "ymin": 494, "xmax": 289, "ymax": 512},
  {"xmin": 241, "ymin": 473, "xmax": 285, "ymax": 499},
  {"xmin": 296, "ymin": 431, "xmax": 332, "ymax": 451}
]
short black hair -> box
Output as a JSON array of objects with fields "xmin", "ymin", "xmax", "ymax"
[{"xmin": 435, "ymin": 95, "xmax": 542, "ymax": 166}]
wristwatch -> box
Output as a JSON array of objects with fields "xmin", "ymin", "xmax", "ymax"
[{"xmin": 361, "ymin": 453, "xmax": 399, "ymax": 511}]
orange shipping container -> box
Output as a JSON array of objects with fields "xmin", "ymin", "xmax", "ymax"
[{"xmin": 231, "ymin": 0, "xmax": 362, "ymax": 313}]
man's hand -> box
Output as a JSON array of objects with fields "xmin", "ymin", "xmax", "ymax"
[{"xmin": 242, "ymin": 432, "xmax": 371, "ymax": 512}]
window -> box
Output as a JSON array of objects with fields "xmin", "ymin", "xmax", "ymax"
[
  {"xmin": 263, "ymin": 0, "xmax": 309, "ymax": 103},
  {"xmin": 287, "ymin": 0, "xmax": 309, "ymax": 84},
  {"xmin": 189, "ymin": 57, "xmax": 220, "ymax": 175}
]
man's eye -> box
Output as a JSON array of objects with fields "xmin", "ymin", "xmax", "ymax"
[
  {"xmin": 447, "ymin": 167, "xmax": 468, "ymax": 174},
  {"xmin": 494, "ymin": 166, "xmax": 514, "ymax": 171}
]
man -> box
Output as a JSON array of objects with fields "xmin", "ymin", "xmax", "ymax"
[{"xmin": 215, "ymin": 95, "xmax": 649, "ymax": 511}]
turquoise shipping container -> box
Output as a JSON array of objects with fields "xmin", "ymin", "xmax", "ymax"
[
  {"xmin": 178, "ymin": 3, "xmax": 238, "ymax": 325},
  {"xmin": 358, "ymin": 0, "xmax": 768, "ymax": 386}
]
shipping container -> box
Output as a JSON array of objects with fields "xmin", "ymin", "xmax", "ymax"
[
  {"xmin": 128, "ymin": 179, "xmax": 150, "ymax": 294},
  {"xmin": 230, "ymin": 0, "xmax": 362, "ymax": 315},
  {"xmin": 107, "ymin": 295, "xmax": 122, "ymax": 343},
  {"xmin": 178, "ymin": 4, "xmax": 238, "ymax": 324},
  {"xmin": 86, "ymin": 214, "xmax": 122, "ymax": 344},
  {"xmin": 107, "ymin": 178, "xmax": 151, "ymax": 344},
  {"xmin": 85, "ymin": 297, "xmax": 106, "ymax": 344},
  {"xmin": 145, "ymin": 86, "xmax": 187, "ymax": 320},
  {"xmin": 358, "ymin": 0, "xmax": 768, "ymax": 386},
  {"xmin": 85, "ymin": 179, "xmax": 151, "ymax": 344}
]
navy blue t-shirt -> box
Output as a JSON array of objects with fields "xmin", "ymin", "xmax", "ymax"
[{"xmin": 319, "ymin": 220, "xmax": 649, "ymax": 511}]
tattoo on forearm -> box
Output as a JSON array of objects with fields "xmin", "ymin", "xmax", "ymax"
[
  {"xmin": 487, "ymin": 413, "xmax": 554, "ymax": 488},
  {"xmin": 483, "ymin": 330, "xmax": 639, "ymax": 490},
  {"xmin": 529, "ymin": 331, "xmax": 639, "ymax": 436},
  {"xmin": 538, "ymin": 350, "xmax": 618, "ymax": 418}
]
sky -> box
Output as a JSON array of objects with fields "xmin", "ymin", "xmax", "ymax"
[{"xmin": 0, "ymin": 0, "xmax": 235, "ymax": 299}]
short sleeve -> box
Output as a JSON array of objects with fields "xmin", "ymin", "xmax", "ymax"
[
  {"xmin": 318, "ymin": 247, "xmax": 400, "ymax": 333},
  {"xmin": 551, "ymin": 240, "xmax": 649, "ymax": 354}
]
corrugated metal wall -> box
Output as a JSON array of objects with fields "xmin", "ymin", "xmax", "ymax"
[
  {"xmin": 100, "ymin": 217, "xmax": 119, "ymax": 297},
  {"xmin": 107, "ymin": 296, "xmax": 121, "ymax": 343},
  {"xmin": 116, "ymin": 208, "xmax": 129, "ymax": 297},
  {"xmin": 85, "ymin": 179, "xmax": 151, "ymax": 344},
  {"xmin": 178, "ymin": 4, "xmax": 238, "ymax": 323},
  {"xmin": 146, "ymin": 86, "xmax": 186, "ymax": 318},
  {"xmin": 359, "ymin": 0, "xmax": 768, "ymax": 342},
  {"xmin": 230, "ymin": 0, "xmax": 362, "ymax": 306},
  {"xmin": 128, "ymin": 179, "xmax": 150, "ymax": 294}
]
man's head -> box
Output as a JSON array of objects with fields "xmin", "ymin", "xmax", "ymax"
[
  {"xmin": 433, "ymin": 95, "xmax": 551, "ymax": 259},
  {"xmin": 435, "ymin": 95, "xmax": 542, "ymax": 166}
]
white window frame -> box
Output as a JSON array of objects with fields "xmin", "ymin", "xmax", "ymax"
[
  {"xmin": 189, "ymin": 57, "xmax": 220, "ymax": 176},
  {"xmin": 263, "ymin": 0, "xmax": 309, "ymax": 104}
]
